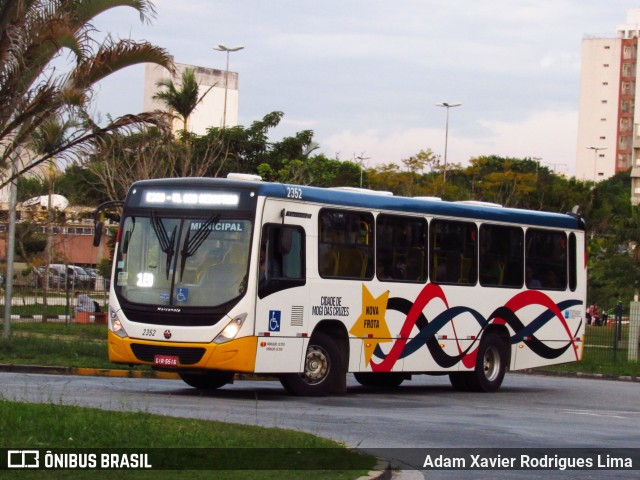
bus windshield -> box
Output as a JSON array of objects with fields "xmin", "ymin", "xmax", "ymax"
[{"xmin": 115, "ymin": 215, "xmax": 252, "ymax": 308}]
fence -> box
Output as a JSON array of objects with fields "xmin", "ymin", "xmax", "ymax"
[
  {"xmin": 1, "ymin": 270, "xmax": 110, "ymax": 323},
  {"xmin": 583, "ymin": 302, "xmax": 640, "ymax": 365}
]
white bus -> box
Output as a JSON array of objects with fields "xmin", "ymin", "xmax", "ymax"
[{"xmin": 97, "ymin": 174, "xmax": 586, "ymax": 396}]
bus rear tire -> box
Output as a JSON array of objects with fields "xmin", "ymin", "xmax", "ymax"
[
  {"xmin": 354, "ymin": 372, "xmax": 405, "ymax": 388},
  {"xmin": 179, "ymin": 371, "xmax": 234, "ymax": 390},
  {"xmin": 449, "ymin": 333, "xmax": 508, "ymax": 392},
  {"xmin": 279, "ymin": 332, "xmax": 343, "ymax": 396}
]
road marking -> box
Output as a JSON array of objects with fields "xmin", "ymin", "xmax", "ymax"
[{"xmin": 564, "ymin": 409, "xmax": 635, "ymax": 419}]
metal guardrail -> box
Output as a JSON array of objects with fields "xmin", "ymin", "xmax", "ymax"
[{"xmin": 1, "ymin": 271, "xmax": 109, "ymax": 321}]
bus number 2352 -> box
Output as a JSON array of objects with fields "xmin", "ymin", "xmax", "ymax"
[{"xmin": 286, "ymin": 187, "xmax": 303, "ymax": 199}]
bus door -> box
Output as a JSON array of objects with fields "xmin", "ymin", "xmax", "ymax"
[{"xmin": 254, "ymin": 199, "xmax": 311, "ymax": 373}]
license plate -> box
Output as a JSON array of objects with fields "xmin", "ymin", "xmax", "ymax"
[{"xmin": 154, "ymin": 355, "xmax": 179, "ymax": 366}]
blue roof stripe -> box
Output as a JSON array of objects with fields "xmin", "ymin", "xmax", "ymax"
[{"xmin": 255, "ymin": 182, "xmax": 583, "ymax": 230}]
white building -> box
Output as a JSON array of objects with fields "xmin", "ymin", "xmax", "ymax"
[
  {"xmin": 143, "ymin": 61, "xmax": 240, "ymax": 134},
  {"xmin": 576, "ymin": 9, "xmax": 639, "ymax": 190}
]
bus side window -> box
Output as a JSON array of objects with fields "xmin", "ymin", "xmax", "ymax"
[
  {"xmin": 318, "ymin": 209, "xmax": 374, "ymax": 280},
  {"xmin": 376, "ymin": 214, "xmax": 427, "ymax": 282},
  {"xmin": 479, "ymin": 224, "xmax": 523, "ymax": 288},
  {"xmin": 258, "ymin": 224, "xmax": 306, "ymax": 299},
  {"xmin": 430, "ymin": 219, "xmax": 477, "ymax": 285}
]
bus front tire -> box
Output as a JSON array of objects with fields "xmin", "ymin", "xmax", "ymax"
[
  {"xmin": 179, "ymin": 371, "xmax": 234, "ymax": 390},
  {"xmin": 279, "ymin": 332, "xmax": 343, "ymax": 396},
  {"xmin": 449, "ymin": 333, "xmax": 507, "ymax": 392}
]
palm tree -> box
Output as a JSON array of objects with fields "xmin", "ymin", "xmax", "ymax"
[
  {"xmin": 0, "ymin": 0, "xmax": 175, "ymax": 188},
  {"xmin": 153, "ymin": 67, "xmax": 215, "ymax": 133},
  {"xmin": 29, "ymin": 113, "xmax": 77, "ymax": 319},
  {"xmin": 0, "ymin": 0, "xmax": 174, "ymax": 338}
]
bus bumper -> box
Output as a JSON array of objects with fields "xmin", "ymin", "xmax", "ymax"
[{"xmin": 108, "ymin": 330, "xmax": 258, "ymax": 373}]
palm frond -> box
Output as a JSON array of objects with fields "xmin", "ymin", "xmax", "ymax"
[
  {"xmin": 70, "ymin": 0, "xmax": 157, "ymax": 26},
  {"xmin": 69, "ymin": 38, "xmax": 173, "ymax": 90},
  {"xmin": 1, "ymin": 110, "xmax": 171, "ymax": 188}
]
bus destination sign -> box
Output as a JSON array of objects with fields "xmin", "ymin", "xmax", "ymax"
[{"xmin": 143, "ymin": 190, "xmax": 240, "ymax": 207}]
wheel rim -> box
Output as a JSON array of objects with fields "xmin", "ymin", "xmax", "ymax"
[
  {"xmin": 301, "ymin": 345, "xmax": 330, "ymax": 385},
  {"xmin": 483, "ymin": 345, "xmax": 501, "ymax": 382}
]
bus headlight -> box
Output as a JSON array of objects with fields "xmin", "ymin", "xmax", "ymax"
[
  {"xmin": 111, "ymin": 318, "xmax": 128, "ymax": 338},
  {"xmin": 214, "ymin": 313, "xmax": 247, "ymax": 344}
]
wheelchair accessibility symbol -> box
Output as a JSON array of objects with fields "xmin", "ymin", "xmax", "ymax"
[
  {"xmin": 268, "ymin": 310, "xmax": 281, "ymax": 332},
  {"xmin": 176, "ymin": 288, "xmax": 189, "ymax": 303}
]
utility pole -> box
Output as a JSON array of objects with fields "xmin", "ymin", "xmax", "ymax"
[{"xmin": 3, "ymin": 152, "xmax": 18, "ymax": 339}]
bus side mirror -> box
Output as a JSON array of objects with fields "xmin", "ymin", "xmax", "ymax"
[
  {"xmin": 93, "ymin": 221, "xmax": 103, "ymax": 247},
  {"xmin": 279, "ymin": 227, "xmax": 293, "ymax": 255}
]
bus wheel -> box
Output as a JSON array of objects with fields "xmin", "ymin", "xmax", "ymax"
[
  {"xmin": 354, "ymin": 372, "xmax": 405, "ymax": 388},
  {"xmin": 179, "ymin": 371, "xmax": 234, "ymax": 390},
  {"xmin": 279, "ymin": 332, "xmax": 342, "ymax": 396},
  {"xmin": 448, "ymin": 372, "xmax": 472, "ymax": 391},
  {"xmin": 469, "ymin": 333, "xmax": 508, "ymax": 392}
]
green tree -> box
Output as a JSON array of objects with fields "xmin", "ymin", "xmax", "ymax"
[
  {"xmin": 464, "ymin": 156, "xmax": 537, "ymax": 207},
  {"xmin": 56, "ymin": 164, "xmax": 107, "ymax": 205}
]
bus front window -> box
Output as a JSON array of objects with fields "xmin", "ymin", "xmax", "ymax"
[{"xmin": 115, "ymin": 216, "xmax": 252, "ymax": 308}]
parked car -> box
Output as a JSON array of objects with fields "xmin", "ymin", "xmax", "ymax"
[
  {"xmin": 85, "ymin": 268, "xmax": 108, "ymax": 290},
  {"xmin": 30, "ymin": 265, "xmax": 69, "ymax": 289},
  {"xmin": 47, "ymin": 264, "xmax": 94, "ymax": 290},
  {"xmin": 69, "ymin": 265, "xmax": 95, "ymax": 289}
]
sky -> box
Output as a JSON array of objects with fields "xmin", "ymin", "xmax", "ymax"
[{"xmin": 91, "ymin": 0, "xmax": 640, "ymax": 175}]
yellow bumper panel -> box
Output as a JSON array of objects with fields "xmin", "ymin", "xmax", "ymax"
[{"xmin": 107, "ymin": 330, "xmax": 257, "ymax": 373}]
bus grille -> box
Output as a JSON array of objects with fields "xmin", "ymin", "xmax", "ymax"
[{"xmin": 130, "ymin": 344, "xmax": 206, "ymax": 365}]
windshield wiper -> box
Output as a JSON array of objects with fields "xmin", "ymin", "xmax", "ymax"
[
  {"xmin": 121, "ymin": 217, "xmax": 135, "ymax": 254},
  {"xmin": 179, "ymin": 214, "xmax": 220, "ymax": 280},
  {"xmin": 150, "ymin": 211, "xmax": 177, "ymax": 279}
]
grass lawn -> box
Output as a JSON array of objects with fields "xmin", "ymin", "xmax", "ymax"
[
  {"xmin": 0, "ymin": 400, "xmax": 375, "ymax": 479},
  {"xmin": 0, "ymin": 322, "xmax": 114, "ymax": 369}
]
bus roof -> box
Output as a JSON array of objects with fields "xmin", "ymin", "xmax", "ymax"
[{"xmin": 129, "ymin": 177, "xmax": 585, "ymax": 230}]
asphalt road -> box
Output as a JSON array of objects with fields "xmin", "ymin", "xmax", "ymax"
[{"xmin": 1, "ymin": 371, "xmax": 638, "ymax": 479}]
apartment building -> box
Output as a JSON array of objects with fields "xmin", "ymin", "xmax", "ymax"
[{"xmin": 576, "ymin": 8, "xmax": 640, "ymax": 202}]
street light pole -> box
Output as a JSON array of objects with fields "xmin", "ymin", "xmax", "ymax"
[
  {"xmin": 214, "ymin": 44, "xmax": 244, "ymax": 128},
  {"xmin": 587, "ymin": 146, "xmax": 606, "ymax": 182},
  {"xmin": 435, "ymin": 102, "xmax": 461, "ymax": 185},
  {"xmin": 355, "ymin": 153, "xmax": 370, "ymax": 188}
]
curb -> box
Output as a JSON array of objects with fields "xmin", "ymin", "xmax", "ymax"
[
  {"xmin": 0, "ymin": 364, "xmax": 275, "ymax": 382},
  {"xmin": 519, "ymin": 368, "xmax": 640, "ymax": 383},
  {"xmin": 10, "ymin": 315, "xmax": 71, "ymax": 321},
  {"xmin": 356, "ymin": 460, "xmax": 392, "ymax": 480},
  {"xmin": 0, "ymin": 363, "xmax": 180, "ymax": 379}
]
